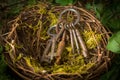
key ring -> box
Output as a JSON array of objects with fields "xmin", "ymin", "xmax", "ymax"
[
  {"xmin": 47, "ymin": 25, "xmax": 57, "ymax": 37},
  {"xmin": 59, "ymin": 8, "xmax": 80, "ymax": 26}
]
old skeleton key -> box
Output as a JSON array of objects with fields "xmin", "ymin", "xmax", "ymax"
[
  {"xmin": 41, "ymin": 24, "xmax": 65, "ymax": 63},
  {"xmin": 55, "ymin": 30, "xmax": 66, "ymax": 64}
]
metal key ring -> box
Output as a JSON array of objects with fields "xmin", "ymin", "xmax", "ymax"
[
  {"xmin": 47, "ymin": 25, "xmax": 57, "ymax": 37},
  {"xmin": 59, "ymin": 8, "xmax": 80, "ymax": 25}
]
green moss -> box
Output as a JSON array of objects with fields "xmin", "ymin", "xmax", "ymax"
[
  {"xmin": 47, "ymin": 11, "xmax": 58, "ymax": 26},
  {"xmin": 23, "ymin": 56, "xmax": 44, "ymax": 73},
  {"xmin": 83, "ymin": 30, "xmax": 102, "ymax": 49},
  {"xmin": 50, "ymin": 53, "xmax": 95, "ymax": 74},
  {"xmin": 20, "ymin": 51, "xmax": 95, "ymax": 74}
]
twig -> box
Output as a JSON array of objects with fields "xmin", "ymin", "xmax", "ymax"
[
  {"xmin": 6, "ymin": 22, "xmax": 19, "ymax": 39},
  {"xmin": 1, "ymin": 37, "xmax": 16, "ymax": 61}
]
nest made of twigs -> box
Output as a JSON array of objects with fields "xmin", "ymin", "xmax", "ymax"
[{"xmin": 1, "ymin": 2, "xmax": 113, "ymax": 80}]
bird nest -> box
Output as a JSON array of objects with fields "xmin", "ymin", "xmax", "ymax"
[{"xmin": 1, "ymin": 2, "xmax": 112, "ymax": 80}]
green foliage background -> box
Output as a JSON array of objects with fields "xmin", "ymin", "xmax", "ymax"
[{"xmin": 0, "ymin": 0, "xmax": 120, "ymax": 80}]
